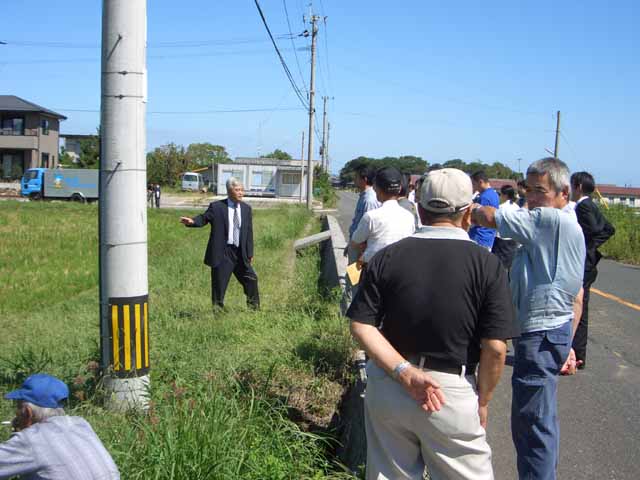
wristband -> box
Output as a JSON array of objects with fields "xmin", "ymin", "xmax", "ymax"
[{"xmin": 392, "ymin": 361, "xmax": 411, "ymax": 380}]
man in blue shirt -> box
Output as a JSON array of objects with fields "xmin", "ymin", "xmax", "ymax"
[
  {"xmin": 469, "ymin": 171, "xmax": 500, "ymax": 249},
  {"xmin": 472, "ymin": 158, "xmax": 585, "ymax": 480}
]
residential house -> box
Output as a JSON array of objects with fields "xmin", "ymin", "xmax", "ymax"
[
  {"xmin": 597, "ymin": 184, "xmax": 640, "ymax": 208},
  {"xmin": 0, "ymin": 95, "xmax": 66, "ymax": 179}
]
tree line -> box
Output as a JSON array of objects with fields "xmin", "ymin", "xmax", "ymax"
[{"xmin": 339, "ymin": 156, "xmax": 522, "ymax": 184}]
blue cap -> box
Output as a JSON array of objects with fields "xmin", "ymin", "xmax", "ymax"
[{"xmin": 4, "ymin": 374, "xmax": 69, "ymax": 408}]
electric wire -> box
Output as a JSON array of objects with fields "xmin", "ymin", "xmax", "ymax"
[
  {"xmin": 253, "ymin": 0, "xmax": 309, "ymax": 110},
  {"xmin": 282, "ymin": 0, "xmax": 308, "ymax": 96}
]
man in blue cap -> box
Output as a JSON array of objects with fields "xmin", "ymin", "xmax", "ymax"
[{"xmin": 0, "ymin": 373, "xmax": 120, "ymax": 479}]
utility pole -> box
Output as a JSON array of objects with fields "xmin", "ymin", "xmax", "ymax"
[
  {"xmin": 100, "ymin": 0, "xmax": 149, "ymax": 410},
  {"xmin": 321, "ymin": 96, "xmax": 329, "ymax": 171},
  {"xmin": 554, "ymin": 110, "xmax": 561, "ymax": 158},
  {"xmin": 306, "ymin": 14, "xmax": 319, "ymax": 209},
  {"xmin": 326, "ymin": 121, "xmax": 331, "ymax": 174},
  {"xmin": 299, "ymin": 130, "xmax": 305, "ymax": 203}
]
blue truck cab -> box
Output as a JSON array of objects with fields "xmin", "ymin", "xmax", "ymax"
[{"xmin": 21, "ymin": 168, "xmax": 46, "ymax": 199}]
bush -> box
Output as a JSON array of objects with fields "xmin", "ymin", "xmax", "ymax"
[{"xmin": 600, "ymin": 204, "xmax": 640, "ymax": 265}]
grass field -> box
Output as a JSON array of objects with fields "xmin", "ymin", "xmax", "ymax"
[
  {"xmin": 601, "ymin": 204, "xmax": 640, "ymax": 265},
  {"xmin": 0, "ymin": 201, "xmax": 355, "ymax": 479}
]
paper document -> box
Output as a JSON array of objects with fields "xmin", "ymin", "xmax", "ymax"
[{"xmin": 346, "ymin": 262, "xmax": 362, "ymax": 285}]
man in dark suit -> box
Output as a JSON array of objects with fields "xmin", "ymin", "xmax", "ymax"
[
  {"xmin": 570, "ymin": 172, "xmax": 615, "ymax": 368},
  {"xmin": 180, "ymin": 177, "xmax": 260, "ymax": 309}
]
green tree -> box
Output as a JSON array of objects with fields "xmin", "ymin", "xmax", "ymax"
[
  {"xmin": 339, "ymin": 155, "xmax": 428, "ymax": 184},
  {"xmin": 77, "ymin": 131, "xmax": 100, "ymax": 169},
  {"xmin": 186, "ymin": 143, "xmax": 231, "ymax": 168},
  {"xmin": 147, "ymin": 143, "xmax": 189, "ymax": 186},
  {"xmin": 59, "ymin": 146, "xmax": 74, "ymax": 166},
  {"xmin": 264, "ymin": 149, "xmax": 292, "ymax": 161}
]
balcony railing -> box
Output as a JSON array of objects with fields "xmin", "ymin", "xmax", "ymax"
[{"xmin": 0, "ymin": 128, "xmax": 38, "ymax": 136}]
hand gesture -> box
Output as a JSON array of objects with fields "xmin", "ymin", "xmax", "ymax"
[
  {"xmin": 560, "ymin": 348, "xmax": 578, "ymax": 375},
  {"xmin": 397, "ymin": 366, "xmax": 446, "ymax": 412},
  {"xmin": 180, "ymin": 216, "xmax": 194, "ymax": 226}
]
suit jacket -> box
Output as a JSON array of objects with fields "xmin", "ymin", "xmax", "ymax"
[
  {"xmin": 575, "ymin": 197, "xmax": 615, "ymax": 272},
  {"xmin": 189, "ymin": 199, "xmax": 254, "ymax": 268}
]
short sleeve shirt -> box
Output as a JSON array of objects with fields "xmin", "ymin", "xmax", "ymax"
[
  {"xmin": 346, "ymin": 226, "xmax": 518, "ymax": 366},
  {"xmin": 469, "ymin": 188, "xmax": 500, "ymax": 248},
  {"xmin": 351, "ymin": 199, "xmax": 415, "ymax": 262},
  {"xmin": 496, "ymin": 207, "xmax": 585, "ymax": 333},
  {"xmin": 349, "ymin": 187, "xmax": 381, "ymax": 239}
]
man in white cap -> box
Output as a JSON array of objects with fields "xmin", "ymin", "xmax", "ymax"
[
  {"xmin": 347, "ymin": 168, "xmax": 518, "ymax": 480},
  {"xmin": 0, "ymin": 373, "xmax": 120, "ymax": 479}
]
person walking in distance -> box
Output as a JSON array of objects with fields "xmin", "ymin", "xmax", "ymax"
[
  {"xmin": 180, "ymin": 177, "xmax": 260, "ymax": 310},
  {"xmin": 570, "ymin": 171, "xmax": 615, "ymax": 369},
  {"xmin": 472, "ymin": 158, "xmax": 585, "ymax": 479},
  {"xmin": 348, "ymin": 168, "xmax": 517, "ymax": 480},
  {"xmin": 154, "ymin": 183, "xmax": 161, "ymax": 208}
]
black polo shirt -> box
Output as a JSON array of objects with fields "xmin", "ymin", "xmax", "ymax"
[{"xmin": 346, "ymin": 227, "xmax": 518, "ymax": 367}]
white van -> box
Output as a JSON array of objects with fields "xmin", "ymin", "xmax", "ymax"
[{"xmin": 182, "ymin": 172, "xmax": 204, "ymax": 192}]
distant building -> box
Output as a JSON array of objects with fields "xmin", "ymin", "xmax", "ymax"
[
  {"xmin": 0, "ymin": 95, "xmax": 66, "ymax": 179},
  {"xmin": 60, "ymin": 134, "xmax": 97, "ymax": 164},
  {"xmin": 597, "ymin": 184, "xmax": 640, "ymax": 208},
  {"xmin": 216, "ymin": 157, "xmax": 320, "ymax": 198}
]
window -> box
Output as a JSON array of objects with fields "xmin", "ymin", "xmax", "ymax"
[
  {"xmin": 281, "ymin": 172, "xmax": 300, "ymax": 185},
  {"xmin": 1, "ymin": 117, "xmax": 24, "ymax": 135},
  {"xmin": 221, "ymin": 169, "xmax": 244, "ymax": 185},
  {"xmin": 251, "ymin": 170, "xmax": 273, "ymax": 188},
  {"xmin": 41, "ymin": 119, "xmax": 50, "ymax": 135},
  {"xmin": 183, "ymin": 174, "xmax": 199, "ymax": 182},
  {"xmin": 41, "ymin": 153, "xmax": 50, "ymax": 168}
]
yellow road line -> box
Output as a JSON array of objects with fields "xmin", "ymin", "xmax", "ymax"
[{"xmin": 592, "ymin": 288, "xmax": 640, "ymax": 312}]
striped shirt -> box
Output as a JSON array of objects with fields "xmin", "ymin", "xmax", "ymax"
[
  {"xmin": 352, "ymin": 199, "xmax": 416, "ymax": 262},
  {"xmin": 0, "ymin": 416, "xmax": 120, "ymax": 480}
]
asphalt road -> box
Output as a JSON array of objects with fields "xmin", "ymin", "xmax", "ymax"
[{"xmin": 337, "ymin": 190, "xmax": 640, "ymax": 480}]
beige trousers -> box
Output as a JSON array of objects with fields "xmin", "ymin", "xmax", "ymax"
[{"xmin": 364, "ymin": 361, "xmax": 494, "ymax": 480}]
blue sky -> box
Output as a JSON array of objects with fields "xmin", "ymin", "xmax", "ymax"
[{"xmin": 2, "ymin": 1, "xmax": 638, "ymax": 185}]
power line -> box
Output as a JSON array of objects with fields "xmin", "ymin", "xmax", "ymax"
[
  {"xmin": 0, "ymin": 47, "xmax": 310, "ymax": 65},
  {"xmin": 282, "ymin": 0, "xmax": 308, "ymax": 96},
  {"xmin": 318, "ymin": 0, "xmax": 333, "ymax": 94},
  {"xmin": 253, "ymin": 0, "xmax": 309, "ymax": 110},
  {"xmin": 54, "ymin": 106, "xmax": 305, "ymax": 115},
  {"xmin": 0, "ymin": 35, "xmax": 297, "ymax": 49}
]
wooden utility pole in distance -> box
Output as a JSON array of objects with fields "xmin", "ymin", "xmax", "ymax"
[
  {"xmin": 321, "ymin": 96, "xmax": 329, "ymax": 171},
  {"xmin": 299, "ymin": 130, "xmax": 305, "ymax": 203},
  {"xmin": 554, "ymin": 110, "xmax": 561, "ymax": 158},
  {"xmin": 306, "ymin": 14, "xmax": 319, "ymax": 209}
]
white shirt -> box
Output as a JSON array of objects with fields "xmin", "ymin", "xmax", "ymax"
[
  {"xmin": 227, "ymin": 199, "xmax": 241, "ymax": 245},
  {"xmin": 352, "ymin": 199, "xmax": 416, "ymax": 262},
  {"xmin": 576, "ymin": 196, "xmax": 589, "ymax": 205},
  {"xmin": 498, "ymin": 200, "xmax": 520, "ymax": 213},
  {"xmin": 563, "ymin": 201, "xmax": 578, "ymax": 222}
]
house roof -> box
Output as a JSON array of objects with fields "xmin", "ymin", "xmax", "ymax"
[
  {"xmin": 597, "ymin": 185, "xmax": 640, "ymax": 197},
  {"xmin": 60, "ymin": 134, "xmax": 95, "ymax": 139},
  {"xmin": 0, "ymin": 95, "xmax": 67, "ymax": 120}
]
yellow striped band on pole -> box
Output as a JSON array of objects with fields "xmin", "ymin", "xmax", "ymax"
[{"xmin": 108, "ymin": 295, "xmax": 149, "ymax": 378}]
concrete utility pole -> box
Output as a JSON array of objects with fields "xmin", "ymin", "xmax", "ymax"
[
  {"xmin": 306, "ymin": 14, "xmax": 319, "ymax": 209},
  {"xmin": 554, "ymin": 110, "xmax": 561, "ymax": 158},
  {"xmin": 299, "ymin": 130, "xmax": 305, "ymax": 203},
  {"xmin": 321, "ymin": 96, "xmax": 329, "ymax": 172},
  {"xmin": 100, "ymin": 0, "xmax": 149, "ymax": 410}
]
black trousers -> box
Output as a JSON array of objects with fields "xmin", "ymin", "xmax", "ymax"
[
  {"xmin": 572, "ymin": 268, "xmax": 597, "ymax": 363},
  {"xmin": 210, "ymin": 245, "xmax": 260, "ymax": 309}
]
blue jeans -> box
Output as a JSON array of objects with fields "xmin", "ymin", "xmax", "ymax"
[{"xmin": 511, "ymin": 321, "xmax": 572, "ymax": 480}]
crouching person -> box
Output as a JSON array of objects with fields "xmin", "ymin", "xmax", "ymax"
[
  {"xmin": 0, "ymin": 374, "xmax": 120, "ymax": 480},
  {"xmin": 347, "ymin": 168, "xmax": 518, "ymax": 480}
]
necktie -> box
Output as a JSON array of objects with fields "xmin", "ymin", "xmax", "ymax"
[{"xmin": 233, "ymin": 204, "xmax": 240, "ymax": 247}]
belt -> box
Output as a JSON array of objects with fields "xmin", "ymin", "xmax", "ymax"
[{"xmin": 403, "ymin": 353, "xmax": 477, "ymax": 376}]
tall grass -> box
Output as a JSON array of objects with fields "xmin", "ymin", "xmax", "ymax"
[
  {"xmin": 0, "ymin": 201, "xmax": 354, "ymax": 479},
  {"xmin": 600, "ymin": 204, "xmax": 640, "ymax": 265}
]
